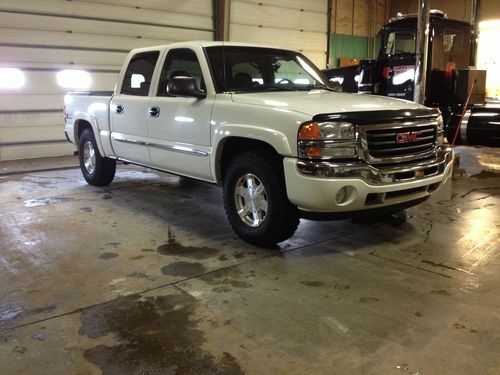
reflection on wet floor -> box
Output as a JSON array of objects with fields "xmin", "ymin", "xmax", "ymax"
[{"xmin": 0, "ymin": 147, "xmax": 499, "ymax": 374}]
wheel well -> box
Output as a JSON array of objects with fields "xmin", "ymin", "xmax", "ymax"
[
  {"xmin": 217, "ymin": 137, "xmax": 282, "ymax": 183},
  {"xmin": 75, "ymin": 120, "xmax": 93, "ymax": 143}
]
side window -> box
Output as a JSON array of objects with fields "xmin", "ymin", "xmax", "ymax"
[
  {"xmin": 121, "ymin": 51, "xmax": 160, "ymax": 96},
  {"xmin": 157, "ymin": 49, "xmax": 205, "ymax": 96}
]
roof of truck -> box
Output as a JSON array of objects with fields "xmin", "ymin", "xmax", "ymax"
[
  {"xmin": 130, "ymin": 41, "xmax": 292, "ymax": 54},
  {"xmin": 387, "ymin": 13, "xmax": 471, "ymax": 29}
]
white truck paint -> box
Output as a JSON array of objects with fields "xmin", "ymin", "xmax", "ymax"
[{"xmin": 64, "ymin": 41, "xmax": 453, "ymax": 246}]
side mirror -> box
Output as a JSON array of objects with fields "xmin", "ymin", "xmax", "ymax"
[{"xmin": 167, "ymin": 76, "xmax": 206, "ymax": 98}]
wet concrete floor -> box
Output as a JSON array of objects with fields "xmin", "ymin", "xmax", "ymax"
[{"xmin": 0, "ymin": 146, "xmax": 499, "ymax": 374}]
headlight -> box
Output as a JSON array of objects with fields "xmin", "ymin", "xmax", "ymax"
[
  {"xmin": 299, "ymin": 121, "xmax": 355, "ymax": 140},
  {"xmin": 298, "ymin": 121, "xmax": 357, "ymax": 159}
]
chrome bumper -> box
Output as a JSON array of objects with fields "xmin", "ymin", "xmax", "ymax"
[{"xmin": 296, "ymin": 146, "xmax": 453, "ymax": 185}]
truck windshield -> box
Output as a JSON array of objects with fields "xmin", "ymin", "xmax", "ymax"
[
  {"xmin": 204, "ymin": 46, "xmax": 331, "ymax": 93},
  {"xmin": 384, "ymin": 30, "xmax": 416, "ymax": 55}
]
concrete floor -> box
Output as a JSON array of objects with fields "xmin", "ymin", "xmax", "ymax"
[{"xmin": 0, "ymin": 146, "xmax": 499, "ymax": 375}]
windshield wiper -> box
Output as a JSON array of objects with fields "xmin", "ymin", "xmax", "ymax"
[
  {"xmin": 231, "ymin": 86, "xmax": 296, "ymax": 93},
  {"xmin": 295, "ymin": 84, "xmax": 336, "ymax": 92}
]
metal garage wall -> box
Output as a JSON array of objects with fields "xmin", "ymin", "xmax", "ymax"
[
  {"xmin": 228, "ymin": 0, "xmax": 328, "ymax": 69},
  {"xmin": 0, "ymin": 0, "xmax": 214, "ymax": 160}
]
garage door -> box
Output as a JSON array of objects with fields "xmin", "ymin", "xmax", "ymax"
[
  {"xmin": 229, "ymin": 0, "xmax": 328, "ymax": 69},
  {"xmin": 0, "ymin": 0, "xmax": 214, "ymax": 161}
]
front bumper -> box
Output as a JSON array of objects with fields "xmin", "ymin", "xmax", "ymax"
[{"xmin": 283, "ymin": 146, "xmax": 453, "ymax": 213}]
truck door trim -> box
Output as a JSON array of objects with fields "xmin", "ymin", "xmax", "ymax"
[{"xmin": 148, "ymin": 142, "xmax": 209, "ymax": 157}]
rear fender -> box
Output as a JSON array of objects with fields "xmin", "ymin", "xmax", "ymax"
[{"xmin": 73, "ymin": 111, "xmax": 107, "ymax": 157}]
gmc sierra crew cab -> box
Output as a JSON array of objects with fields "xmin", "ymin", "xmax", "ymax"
[{"xmin": 64, "ymin": 41, "xmax": 453, "ymax": 247}]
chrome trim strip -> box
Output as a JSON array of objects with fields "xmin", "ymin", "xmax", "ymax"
[
  {"xmin": 111, "ymin": 133, "xmax": 208, "ymax": 157},
  {"xmin": 460, "ymin": 110, "xmax": 471, "ymax": 145},
  {"xmin": 112, "ymin": 135, "xmax": 147, "ymax": 146},
  {"xmin": 361, "ymin": 119, "xmax": 438, "ymax": 131},
  {"xmin": 148, "ymin": 142, "xmax": 208, "ymax": 157},
  {"xmin": 296, "ymin": 147, "xmax": 453, "ymax": 185}
]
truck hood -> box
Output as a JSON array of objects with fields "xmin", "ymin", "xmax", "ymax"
[{"xmin": 230, "ymin": 90, "xmax": 425, "ymax": 117}]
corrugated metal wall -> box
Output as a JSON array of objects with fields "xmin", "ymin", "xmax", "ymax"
[
  {"xmin": 228, "ymin": 0, "xmax": 328, "ymax": 69},
  {"xmin": 0, "ymin": 0, "xmax": 214, "ymax": 160}
]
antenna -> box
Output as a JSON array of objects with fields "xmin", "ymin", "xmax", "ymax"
[{"xmin": 222, "ymin": 40, "xmax": 227, "ymax": 92}]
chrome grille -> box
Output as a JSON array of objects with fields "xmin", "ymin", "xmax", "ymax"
[{"xmin": 365, "ymin": 124, "xmax": 437, "ymax": 159}]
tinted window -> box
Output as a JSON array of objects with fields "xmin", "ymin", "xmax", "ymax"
[
  {"xmin": 157, "ymin": 48, "xmax": 205, "ymax": 96},
  {"xmin": 121, "ymin": 51, "xmax": 160, "ymax": 96}
]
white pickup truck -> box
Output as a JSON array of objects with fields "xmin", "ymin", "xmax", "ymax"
[{"xmin": 64, "ymin": 41, "xmax": 453, "ymax": 246}]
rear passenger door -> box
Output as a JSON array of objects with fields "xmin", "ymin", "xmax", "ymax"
[
  {"xmin": 147, "ymin": 48, "xmax": 214, "ymax": 180},
  {"xmin": 110, "ymin": 50, "xmax": 160, "ymax": 164}
]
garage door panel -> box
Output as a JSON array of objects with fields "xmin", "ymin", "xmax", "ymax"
[
  {"xmin": 229, "ymin": 0, "xmax": 328, "ymax": 69},
  {"xmin": 231, "ymin": 1, "xmax": 326, "ymax": 32},
  {"xmin": 0, "ymin": 113, "xmax": 63, "ymax": 129},
  {"xmin": 230, "ymin": 24, "xmax": 326, "ymax": 52},
  {"xmin": 0, "ymin": 28, "xmax": 175, "ymax": 56},
  {"xmin": 1, "ymin": 71, "xmax": 119, "ymax": 95},
  {"xmin": 1, "ymin": 125, "xmax": 66, "ymax": 144},
  {"xmin": 0, "ymin": 1, "xmax": 214, "ymax": 31},
  {"xmin": 0, "ymin": 94, "xmax": 65, "ymax": 111},
  {"xmin": 0, "ymin": 143, "xmax": 75, "ymax": 160},
  {"xmin": 78, "ymin": 0, "xmax": 213, "ymax": 16},
  {"xmin": 0, "ymin": 46, "xmax": 126, "ymax": 68},
  {"xmin": 301, "ymin": 52, "xmax": 328, "ymax": 69},
  {"xmin": 235, "ymin": 0, "xmax": 327, "ymax": 13},
  {"xmin": 0, "ymin": 13, "xmax": 213, "ymax": 42}
]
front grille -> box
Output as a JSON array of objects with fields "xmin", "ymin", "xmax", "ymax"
[{"xmin": 365, "ymin": 124, "xmax": 437, "ymax": 159}]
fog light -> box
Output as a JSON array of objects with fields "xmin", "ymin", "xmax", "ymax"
[
  {"xmin": 335, "ymin": 185, "xmax": 356, "ymax": 205},
  {"xmin": 336, "ymin": 187, "xmax": 348, "ymax": 204}
]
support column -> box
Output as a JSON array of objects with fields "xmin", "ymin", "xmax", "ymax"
[{"xmin": 413, "ymin": 0, "xmax": 430, "ymax": 104}]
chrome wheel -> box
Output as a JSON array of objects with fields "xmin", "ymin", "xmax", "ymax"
[
  {"xmin": 83, "ymin": 140, "xmax": 96, "ymax": 175},
  {"xmin": 234, "ymin": 173, "xmax": 268, "ymax": 227}
]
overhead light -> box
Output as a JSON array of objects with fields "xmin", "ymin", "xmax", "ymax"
[
  {"xmin": 0, "ymin": 68, "xmax": 25, "ymax": 89},
  {"xmin": 56, "ymin": 70, "xmax": 91, "ymax": 89}
]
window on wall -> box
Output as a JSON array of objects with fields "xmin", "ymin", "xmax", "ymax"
[
  {"xmin": 0, "ymin": 68, "xmax": 25, "ymax": 89},
  {"xmin": 121, "ymin": 51, "xmax": 160, "ymax": 96},
  {"xmin": 56, "ymin": 70, "xmax": 91, "ymax": 89},
  {"xmin": 478, "ymin": 20, "xmax": 500, "ymax": 99}
]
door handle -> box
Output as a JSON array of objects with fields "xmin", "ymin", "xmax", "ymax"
[
  {"xmin": 148, "ymin": 106, "xmax": 160, "ymax": 117},
  {"xmin": 115, "ymin": 104, "xmax": 124, "ymax": 114}
]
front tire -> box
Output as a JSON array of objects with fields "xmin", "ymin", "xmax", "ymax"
[
  {"xmin": 223, "ymin": 151, "xmax": 299, "ymax": 247},
  {"xmin": 79, "ymin": 129, "xmax": 116, "ymax": 186}
]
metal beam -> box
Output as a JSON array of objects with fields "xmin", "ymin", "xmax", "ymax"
[{"xmin": 413, "ymin": 0, "xmax": 430, "ymax": 104}]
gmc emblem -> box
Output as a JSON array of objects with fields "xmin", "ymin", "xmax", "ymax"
[{"xmin": 396, "ymin": 131, "xmax": 420, "ymax": 143}]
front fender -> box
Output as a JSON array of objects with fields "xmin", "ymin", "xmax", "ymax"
[{"xmin": 211, "ymin": 124, "xmax": 294, "ymax": 183}]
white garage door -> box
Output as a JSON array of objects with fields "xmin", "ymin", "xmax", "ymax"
[
  {"xmin": 229, "ymin": 0, "xmax": 328, "ymax": 69},
  {"xmin": 0, "ymin": 0, "xmax": 214, "ymax": 160}
]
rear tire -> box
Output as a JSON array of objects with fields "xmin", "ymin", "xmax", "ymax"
[
  {"xmin": 223, "ymin": 151, "xmax": 299, "ymax": 247},
  {"xmin": 79, "ymin": 128, "xmax": 116, "ymax": 186}
]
